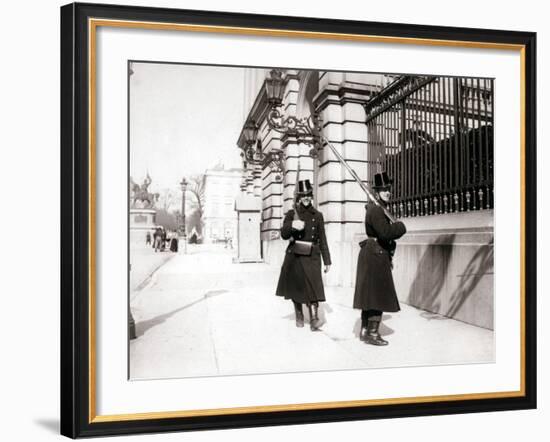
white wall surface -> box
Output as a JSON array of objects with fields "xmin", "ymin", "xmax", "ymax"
[{"xmin": 0, "ymin": 0, "xmax": 546, "ymax": 440}]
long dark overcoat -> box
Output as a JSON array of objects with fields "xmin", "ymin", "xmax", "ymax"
[
  {"xmin": 353, "ymin": 202, "xmax": 407, "ymax": 312},
  {"xmin": 275, "ymin": 204, "xmax": 331, "ymax": 304}
]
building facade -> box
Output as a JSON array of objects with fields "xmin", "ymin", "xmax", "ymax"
[
  {"xmin": 202, "ymin": 166, "xmax": 243, "ymax": 244},
  {"xmin": 237, "ymin": 69, "xmax": 494, "ymax": 329}
]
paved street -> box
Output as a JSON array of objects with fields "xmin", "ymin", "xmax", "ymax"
[{"xmin": 129, "ymin": 243, "xmax": 494, "ymax": 380}]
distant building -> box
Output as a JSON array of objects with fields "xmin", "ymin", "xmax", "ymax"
[{"xmin": 202, "ymin": 165, "xmax": 242, "ymax": 243}]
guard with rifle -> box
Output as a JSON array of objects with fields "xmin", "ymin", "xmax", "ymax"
[
  {"xmin": 275, "ymin": 175, "xmax": 331, "ymax": 331},
  {"xmin": 353, "ymin": 172, "xmax": 407, "ymax": 346},
  {"xmin": 314, "ymin": 135, "xmax": 407, "ymax": 345}
]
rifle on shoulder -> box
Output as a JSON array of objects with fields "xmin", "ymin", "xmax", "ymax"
[{"xmin": 319, "ymin": 135, "xmax": 396, "ymax": 223}]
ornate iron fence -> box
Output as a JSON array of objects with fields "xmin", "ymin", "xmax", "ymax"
[{"xmin": 364, "ymin": 76, "xmax": 494, "ymax": 218}]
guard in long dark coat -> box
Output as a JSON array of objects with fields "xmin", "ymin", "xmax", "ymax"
[
  {"xmin": 276, "ymin": 180, "xmax": 331, "ymax": 331},
  {"xmin": 353, "ymin": 172, "xmax": 407, "ymax": 346}
]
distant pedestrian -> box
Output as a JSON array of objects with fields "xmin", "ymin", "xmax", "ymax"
[
  {"xmin": 169, "ymin": 234, "xmax": 178, "ymax": 252},
  {"xmin": 224, "ymin": 236, "xmax": 233, "ymax": 249},
  {"xmin": 275, "ymin": 180, "xmax": 331, "ymax": 331},
  {"xmin": 153, "ymin": 227, "xmax": 163, "ymax": 252},
  {"xmin": 145, "ymin": 231, "xmax": 151, "ymax": 246},
  {"xmin": 353, "ymin": 172, "xmax": 407, "ymax": 346}
]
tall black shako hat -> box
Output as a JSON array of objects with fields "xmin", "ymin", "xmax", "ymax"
[
  {"xmin": 372, "ymin": 172, "xmax": 393, "ymax": 191},
  {"xmin": 296, "ymin": 179, "xmax": 313, "ymax": 196}
]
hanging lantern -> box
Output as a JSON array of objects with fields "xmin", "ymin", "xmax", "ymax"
[
  {"xmin": 265, "ymin": 69, "xmax": 285, "ymax": 106},
  {"xmin": 243, "ymin": 120, "xmax": 258, "ymax": 147}
]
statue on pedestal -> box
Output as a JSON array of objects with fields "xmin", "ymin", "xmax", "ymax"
[
  {"xmin": 130, "ymin": 174, "xmax": 159, "ymax": 209},
  {"xmin": 129, "ymin": 173, "xmax": 159, "ymax": 245}
]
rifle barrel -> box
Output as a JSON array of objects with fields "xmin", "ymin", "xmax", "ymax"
[
  {"xmin": 320, "ymin": 135, "xmax": 396, "ymax": 223},
  {"xmin": 293, "ymin": 159, "xmax": 301, "ymax": 221}
]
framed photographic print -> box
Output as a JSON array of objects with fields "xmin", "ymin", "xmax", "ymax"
[{"xmin": 60, "ymin": 2, "xmax": 537, "ymax": 438}]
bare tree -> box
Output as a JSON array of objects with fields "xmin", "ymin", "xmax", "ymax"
[
  {"xmin": 156, "ymin": 209, "xmax": 178, "ymax": 231},
  {"xmin": 157, "ymin": 188, "xmax": 178, "ymax": 212},
  {"xmin": 186, "ymin": 174, "xmax": 206, "ymax": 221}
]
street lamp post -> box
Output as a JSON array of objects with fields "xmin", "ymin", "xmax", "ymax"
[{"xmin": 180, "ymin": 177, "xmax": 188, "ymax": 254}]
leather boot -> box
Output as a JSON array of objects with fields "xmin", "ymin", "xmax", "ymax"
[
  {"xmin": 364, "ymin": 320, "xmax": 388, "ymax": 346},
  {"xmin": 293, "ymin": 302, "xmax": 304, "ymax": 328},
  {"xmin": 308, "ymin": 303, "xmax": 323, "ymax": 331},
  {"xmin": 359, "ymin": 318, "xmax": 368, "ymax": 342}
]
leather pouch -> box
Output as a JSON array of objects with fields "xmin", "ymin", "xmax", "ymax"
[{"xmin": 293, "ymin": 240, "xmax": 313, "ymax": 256}]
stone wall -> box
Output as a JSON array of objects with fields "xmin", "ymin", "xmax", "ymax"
[{"xmin": 354, "ymin": 211, "xmax": 494, "ymax": 330}]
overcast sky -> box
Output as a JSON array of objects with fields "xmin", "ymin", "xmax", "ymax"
[{"xmin": 129, "ymin": 62, "xmax": 246, "ymax": 192}]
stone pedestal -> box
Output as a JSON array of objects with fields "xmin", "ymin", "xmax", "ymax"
[{"xmin": 129, "ymin": 208, "xmax": 157, "ymax": 245}]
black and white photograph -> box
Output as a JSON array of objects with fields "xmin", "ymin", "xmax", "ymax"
[
  {"xmin": 56, "ymin": 1, "xmax": 537, "ymax": 438},
  {"xmin": 2, "ymin": 0, "xmax": 543, "ymax": 440},
  {"xmin": 128, "ymin": 63, "xmax": 495, "ymax": 380}
]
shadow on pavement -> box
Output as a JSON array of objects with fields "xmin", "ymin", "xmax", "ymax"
[
  {"xmin": 378, "ymin": 319, "xmax": 395, "ymax": 337},
  {"xmin": 135, "ymin": 289, "xmax": 228, "ymax": 337}
]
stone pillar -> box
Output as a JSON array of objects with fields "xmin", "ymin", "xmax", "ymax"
[
  {"xmin": 260, "ymin": 164, "xmax": 283, "ymax": 240},
  {"xmin": 282, "ymin": 142, "xmax": 315, "ymax": 212},
  {"xmin": 245, "ymin": 166, "xmax": 254, "ymax": 195},
  {"xmin": 273, "ymin": 72, "xmax": 315, "ymax": 214},
  {"xmin": 253, "ymin": 163, "xmax": 262, "ymax": 198},
  {"xmin": 314, "ymin": 72, "xmax": 378, "ymax": 287},
  {"xmin": 257, "ymin": 116, "xmax": 284, "ymax": 244},
  {"xmin": 258, "ymin": 72, "xmax": 303, "ymax": 266}
]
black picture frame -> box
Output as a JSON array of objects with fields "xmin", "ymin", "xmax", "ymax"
[{"xmin": 61, "ymin": 2, "xmax": 537, "ymax": 438}]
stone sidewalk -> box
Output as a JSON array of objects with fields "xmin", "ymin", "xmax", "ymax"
[
  {"xmin": 129, "ymin": 243, "xmax": 176, "ymax": 292},
  {"xmin": 129, "ymin": 244, "xmax": 494, "ymax": 380}
]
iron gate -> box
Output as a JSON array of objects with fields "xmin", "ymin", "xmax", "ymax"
[{"xmin": 364, "ymin": 75, "xmax": 494, "ymax": 218}]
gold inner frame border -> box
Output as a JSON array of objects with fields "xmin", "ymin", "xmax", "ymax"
[{"xmin": 87, "ymin": 17, "xmax": 527, "ymax": 423}]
